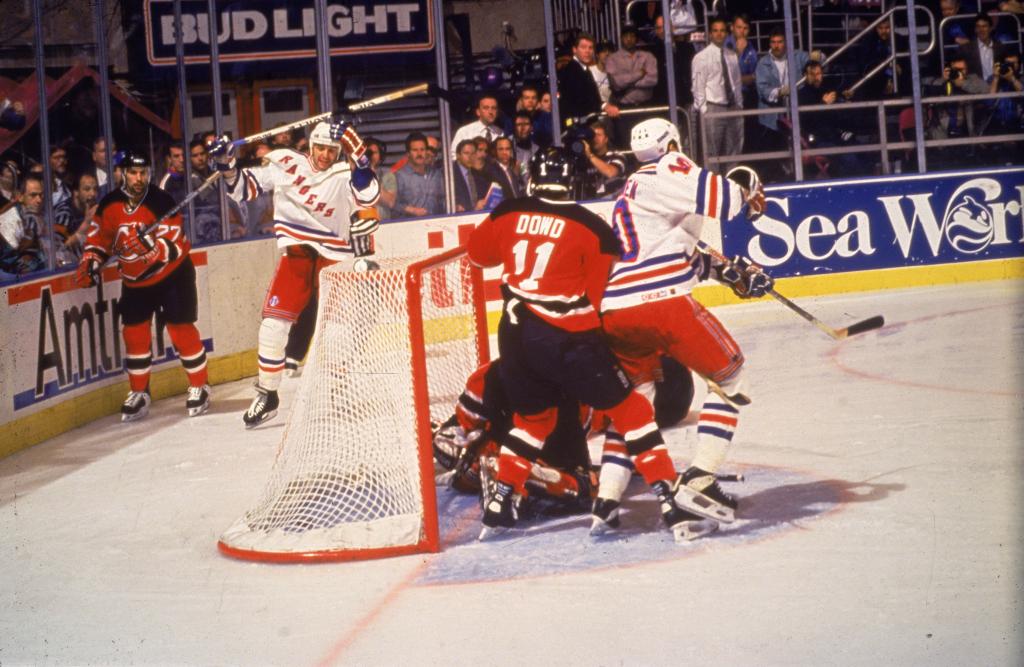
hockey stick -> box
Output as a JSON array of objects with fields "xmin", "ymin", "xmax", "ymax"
[
  {"xmin": 698, "ymin": 241, "xmax": 885, "ymax": 340},
  {"xmin": 141, "ymin": 169, "xmax": 222, "ymax": 236}
]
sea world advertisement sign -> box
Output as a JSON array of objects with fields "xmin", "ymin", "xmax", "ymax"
[
  {"xmin": 724, "ymin": 167, "xmax": 1024, "ymax": 277},
  {"xmin": 144, "ymin": 0, "xmax": 434, "ymax": 66}
]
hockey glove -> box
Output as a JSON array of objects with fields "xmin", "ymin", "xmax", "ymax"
[
  {"xmin": 717, "ymin": 255, "xmax": 774, "ymax": 299},
  {"xmin": 75, "ymin": 249, "xmax": 104, "ymax": 288},
  {"xmin": 694, "ymin": 249, "xmax": 714, "ymax": 282},
  {"xmin": 725, "ymin": 165, "xmax": 766, "ymax": 220},
  {"xmin": 349, "ymin": 208, "xmax": 380, "ymax": 237},
  {"xmin": 329, "ymin": 118, "xmax": 366, "ymax": 163},
  {"xmin": 116, "ymin": 227, "xmax": 155, "ymax": 258}
]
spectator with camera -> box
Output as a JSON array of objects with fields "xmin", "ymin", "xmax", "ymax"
[
  {"xmin": 982, "ymin": 52, "xmax": 1024, "ymax": 136},
  {"xmin": 575, "ymin": 119, "xmax": 626, "ymax": 200},
  {"xmin": 924, "ymin": 53, "xmax": 988, "ymax": 167}
]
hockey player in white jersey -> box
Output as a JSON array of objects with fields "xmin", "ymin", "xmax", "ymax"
[
  {"xmin": 593, "ymin": 117, "xmax": 771, "ymax": 535},
  {"xmin": 209, "ymin": 119, "xmax": 380, "ymax": 427}
]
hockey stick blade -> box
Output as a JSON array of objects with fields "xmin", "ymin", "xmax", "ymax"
[{"xmin": 839, "ymin": 315, "xmax": 885, "ymax": 339}]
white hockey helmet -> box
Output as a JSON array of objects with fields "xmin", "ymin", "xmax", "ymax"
[
  {"xmin": 630, "ymin": 118, "xmax": 681, "ymax": 163},
  {"xmin": 309, "ymin": 122, "xmax": 341, "ymax": 151}
]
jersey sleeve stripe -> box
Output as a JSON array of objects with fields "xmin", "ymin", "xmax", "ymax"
[
  {"xmin": 708, "ymin": 172, "xmax": 719, "ymax": 218},
  {"xmin": 695, "ymin": 170, "xmax": 709, "ymax": 216}
]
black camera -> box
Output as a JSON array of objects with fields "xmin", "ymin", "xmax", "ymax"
[
  {"xmin": 949, "ymin": 67, "xmax": 964, "ymax": 80},
  {"xmin": 562, "ymin": 121, "xmax": 595, "ymax": 162},
  {"xmin": 997, "ymin": 61, "xmax": 1015, "ymax": 76}
]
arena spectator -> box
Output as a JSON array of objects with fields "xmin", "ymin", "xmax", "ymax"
[
  {"xmin": 0, "ymin": 160, "xmax": 18, "ymax": 208},
  {"xmin": 593, "ymin": 40, "xmax": 615, "ymax": 108},
  {"xmin": 650, "ymin": 14, "xmax": 696, "ymax": 109},
  {"xmin": 852, "ymin": 20, "xmax": 902, "ymax": 99},
  {"xmin": 0, "ymin": 97, "xmax": 26, "ymax": 131},
  {"xmin": 362, "ymin": 138, "xmax": 394, "ymax": 220},
  {"xmin": 48, "ymin": 145, "xmax": 72, "ymax": 206},
  {"xmin": 425, "ymin": 135, "xmax": 442, "ymax": 166},
  {"xmin": 941, "ymin": 0, "xmax": 971, "ymax": 48},
  {"xmin": 450, "ymin": 93, "xmax": 504, "ymax": 160},
  {"xmin": 394, "ymin": 132, "xmax": 445, "ymax": 218},
  {"xmin": 0, "ymin": 173, "xmax": 46, "ymax": 275},
  {"xmin": 579, "ymin": 119, "xmax": 627, "ymax": 200},
  {"xmin": 53, "ymin": 172, "xmax": 99, "ymax": 266},
  {"xmin": 511, "ymin": 84, "xmax": 552, "ymax": 147},
  {"xmin": 184, "ymin": 138, "xmax": 226, "ymax": 241},
  {"xmin": 756, "ymin": 29, "xmax": 812, "ymax": 134},
  {"xmin": 539, "ymin": 90, "xmax": 553, "ymax": 113},
  {"xmin": 453, "ymin": 139, "xmax": 491, "ymax": 212},
  {"xmin": 92, "ymin": 136, "xmax": 117, "ymax": 194},
  {"xmin": 485, "ymin": 136, "xmax": 525, "ymax": 199},
  {"xmin": 726, "ymin": 14, "xmax": 759, "ymax": 110},
  {"xmin": 606, "ymin": 24, "xmax": 658, "ymax": 143},
  {"xmin": 694, "ymin": 17, "xmax": 744, "ymax": 171},
  {"xmin": 798, "ymin": 61, "xmax": 863, "ymax": 174},
  {"xmin": 981, "ymin": 52, "xmax": 1024, "ymax": 136},
  {"xmin": 512, "ymin": 111, "xmax": 541, "ymax": 167},
  {"xmin": 960, "ymin": 13, "xmax": 1010, "ymax": 80},
  {"xmin": 158, "ymin": 142, "xmax": 187, "ymax": 200},
  {"xmin": 924, "ymin": 53, "xmax": 987, "ymax": 167},
  {"xmin": 557, "ymin": 32, "xmax": 619, "ymax": 127}
]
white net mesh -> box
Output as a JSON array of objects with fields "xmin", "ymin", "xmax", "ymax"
[{"xmin": 219, "ymin": 251, "xmax": 485, "ymax": 560}]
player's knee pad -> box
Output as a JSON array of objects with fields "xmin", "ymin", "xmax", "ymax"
[
  {"xmin": 708, "ymin": 367, "xmax": 751, "ymax": 408},
  {"xmin": 122, "ymin": 321, "xmax": 152, "ymax": 355},
  {"xmin": 164, "ymin": 322, "xmax": 203, "ymax": 356}
]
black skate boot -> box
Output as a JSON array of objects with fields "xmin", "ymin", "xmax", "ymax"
[
  {"xmin": 121, "ymin": 390, "xmax": 151, "ymax": 423},
  {"xmin": 673, "ymin": 466, "xmax": 738, "ymax": 523},
  {"xmin": 479, "ymin": 481, "xmax": 518, "ymax": 540},
  {"xmin": 186, "ymin": 384, "xmax": 211, "ymax": 417},
  {"xmin": 652, "ymin": 480, "xmax": 719, "ymax": 542},
  {"xmin": 243, "ymin": 385, "xmax": 279, "ymax": 429},
  {"xmin": 589, "ymin": 497, "xmax": 622, "ymax": 537}
]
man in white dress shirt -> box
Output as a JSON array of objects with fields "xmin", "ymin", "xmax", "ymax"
[
  {"xmin": 691, "ymin": 17, "xmax": 743, "ymax": 171},
  {"xmin": 450, "ymin": 94, "xmax": 505, "ymax": 160}
]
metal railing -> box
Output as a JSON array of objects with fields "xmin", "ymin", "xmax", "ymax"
[{"xmin": 938, "ymin": 12, "xmax": 1022, "ymax": 72}]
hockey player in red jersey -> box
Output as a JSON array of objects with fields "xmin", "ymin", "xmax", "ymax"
[
  {"xmin": 467, "ymin": 146, "xmax": 716, "ymax": 541},
  {"xmin": 600, "ymin": 117, "xmax": 771, "ymax": 529},
  {"xmin": 75, "ymin": 151, "xmax": 210, "ymax": 421},
  {"xmin": 209, "ymin": 119, "xmax": 380, "ymax": 428}
]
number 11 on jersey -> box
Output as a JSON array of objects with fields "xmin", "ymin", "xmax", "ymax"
[{"xmin": 511, "ymin": 239, "xmax": 555, "ymax": 290}]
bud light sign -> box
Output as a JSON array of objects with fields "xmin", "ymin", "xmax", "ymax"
[{"xmin": 723, "ymin": 168, "xmax": 1024, "ymax": 277}]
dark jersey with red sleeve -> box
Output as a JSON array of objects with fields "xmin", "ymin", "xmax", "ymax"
[
  {"xmin": 83, "ymin": 185, "xmax": 191, "ymax": 287},
  {"xmin": 468, "ymin": 196, "xmax": 621, "ymax": 332}
]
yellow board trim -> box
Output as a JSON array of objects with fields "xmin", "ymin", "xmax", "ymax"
[
  {"xmin": 0, "ymin": 350, "xmax": 257, "ymax": 460},
  {"xmin": 3, "ymin": 258, "xmax": 1021, "ymax": 461}
]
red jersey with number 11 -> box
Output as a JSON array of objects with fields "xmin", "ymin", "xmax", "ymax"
[{"xmin": 468, "ymin": 196, "xmax": 621, "ymax": 332}]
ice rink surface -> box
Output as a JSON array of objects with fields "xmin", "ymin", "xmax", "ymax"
[{"xmin": 2, "ymin": 280, "xmax": 1022, "ymax": 666}]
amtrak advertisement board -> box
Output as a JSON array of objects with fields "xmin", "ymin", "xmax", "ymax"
[
  {"xmin": 144, "ymin": 0, "xmax": 435, "ymax": 66},
  {"xmin": 726, "ymin": 168, "xmax": 1024, "ymax": 277}
]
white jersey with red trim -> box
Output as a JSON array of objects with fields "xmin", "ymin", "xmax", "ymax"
[
  {"xmin": 601, "ymin": 151, "xmax": 745, "ymax": 312},
  {"xmin": 226, "ymin": 148, "xmax": 379, "ymax": 261}
]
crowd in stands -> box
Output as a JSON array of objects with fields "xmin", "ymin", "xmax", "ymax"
[{"xmin": 2, "ymin": 0, "xmax": 1021, "ymax": 282}]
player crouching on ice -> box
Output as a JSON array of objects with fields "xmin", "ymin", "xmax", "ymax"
[
  {"xmin": 433, "ymin": 356, "xmax": 696, "ymax": 524},
  {"xmin": 467, "ymin": 147, "xmax": 718, "ymax": 542},
  {"xmin": 76, "ymin": 151, "xmax": 211, "ymax": 421},
  {"xmin": 208, "ymin": 118, "xmax": 380, "ymax": 428}
]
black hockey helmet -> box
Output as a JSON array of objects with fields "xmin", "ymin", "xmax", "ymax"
[
  {"xmin": 118, "ymin": 150, "xmax": 151, "ymax": 170},
  {"xmin": 528, "ymin": 146, "xmax": 574, "ymax": 198}
]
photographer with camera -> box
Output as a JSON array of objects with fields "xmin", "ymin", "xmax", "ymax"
[
  {"xmin": 574, "ymin": 119, "xmax": 627, "ymax": 200},
  {"xmin": 924, "ymin": 54, "xmax": 988, "ymax": 166},
  {"xmin": 982, "ymin": 52, "xmax": 1024, "ymax": 137}
]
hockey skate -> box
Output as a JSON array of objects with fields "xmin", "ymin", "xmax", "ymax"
[
  {"xmin": 186, "ymin": 384, "xmax": 211, "ymax": 417},
  {"xmin": 652, "ymin": 480, "xmax": 719, "ymax": 542},
  {"xmin": 589, "ymin": 497, "xmax": 622, "ymax": 537},
  {"xmin": 121, "ymin": 390, "xmax": 151, "ymax": 423},
  {"xmin": 672, "ymin": 466, "xmax": 738, "ymax": 523},
  {"xmin": 479, "ymin": 481, "xmax": 518, "ymax": 541},
  {"xmin": 243, "ymin": 385, "xmax": 279, "ymax": 429}
]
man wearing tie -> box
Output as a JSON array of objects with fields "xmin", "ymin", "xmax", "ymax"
[
  {"xmin": 692, "ymin": 17, "xmax": 744, "ymax": 172},
  {"xmin": 486, "ymin": 136, "xmax": 525, "ymax": 200},
  {"xmin": 450, "ymin": 94, "xmax": 505, "ymax": 160}
]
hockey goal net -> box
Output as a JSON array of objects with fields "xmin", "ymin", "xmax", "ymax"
[{"xmin": 218, "ymin": 247, "xmax": 488, "ymax": 562}]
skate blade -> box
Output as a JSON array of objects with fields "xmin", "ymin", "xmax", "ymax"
[
  {"xmin": 478, "ymin": 524, "xmax": 511, "ymax": 541},
  {"xmin": 589, "ymin": 516, "xmax": 620, "ymax": 538},
  {"xmin": 674, "ymin": 487, "xmax": 736, "ymax": 523},
  {"xmin": 121, "ymin": 408, "xmax": 149, "ymax": 423},
  {"xmin": 187, "ymin": 402, "xmax": 210, "ymax": 417},
  {"xmin": 673, "ymin": 518, "xmax": 720, "ymax": 543},
  {"xmin": 243, "ymin": 409, "xmax": 278, "ymax": 429}
]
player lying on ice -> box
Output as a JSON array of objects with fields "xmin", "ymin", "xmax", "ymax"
[
  {"xmin": 208, "ymin": 119, "xmax": 381, "ymax": 428},
  {"xmin": 432, "ymin": 355, "xmax": 695, "ymax": 522}
]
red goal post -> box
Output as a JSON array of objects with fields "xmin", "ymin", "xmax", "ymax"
[{"xmin": 218, "ymin": 247, "xmax": 489, "ymax": 563}]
